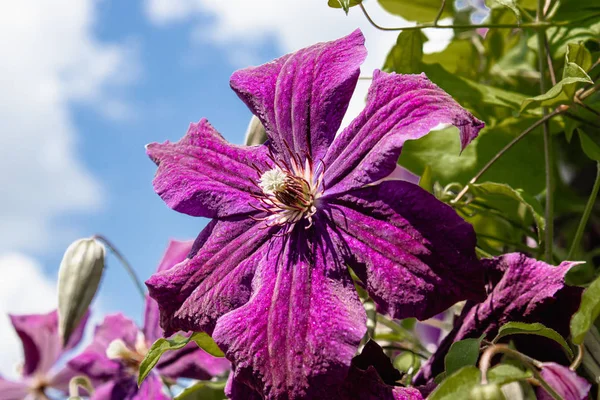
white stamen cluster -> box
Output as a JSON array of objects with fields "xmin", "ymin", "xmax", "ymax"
[
  {"xmin": 253, "ymin": 153, "xmax": 324, "ymax": 232},
  {"xmin": 258, "ymin": 167, "xmax": 287, "ymax": 195}
]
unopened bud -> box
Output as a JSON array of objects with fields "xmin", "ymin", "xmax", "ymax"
[
  {"xmin": 58, "ymin": 237, "xmax": 105, "ymax": 346},
  {"xmin": 244, "ymin": 115, "xmax": 267, "ymax": 146},
  {"xmin": 469, "ymin": 383, "xmax": 506, "ymax": 400}
]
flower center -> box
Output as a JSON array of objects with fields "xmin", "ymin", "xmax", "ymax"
[
  {"xmin": 106, "ymin": 332, "xmax": 148, "ymax": 372},
  {"xmin": 253, "ymin": 153, "xmax": 324, "ymax": 232}
]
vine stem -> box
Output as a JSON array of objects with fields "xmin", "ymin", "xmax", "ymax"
[
  {"xmin": 567, "ymin": 162, "xmax": 600, "ymax": 260},
  {"xmin": 357, "ymin": 2, "xmax": 599, "ymax": 32},
  {"xmin": 479, "ymin": 344, "xmax": 561, "ymax": 400},
  {"xmin": 93, "ymin": 234, "xmax": 147, "ymax": 301},
  {"xmin": 536, "ymin": 0, "xmax": 554, "ymax": 263},
  {"xmin": 451, "ymin": 107, "xmax": 566, "ymax": 204}
]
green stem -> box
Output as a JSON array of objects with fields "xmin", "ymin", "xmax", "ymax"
[
  {"xmin": 358, "ymin": 3, "xmax": 599, "ymax": 32},
  {"xmin": 536, "ymin": 2, "xmax": 554, "ymax": 263},
  {"xmin": 567, "ymin": 162, "xmax": 600, "ymax": 260},
  {"xmin": 479, "ymin": 345, "xmax": 561, "ymax": 400},
  {"xmin": 94, "ymin": 234, "xmax": 147, "ymax": 301}
]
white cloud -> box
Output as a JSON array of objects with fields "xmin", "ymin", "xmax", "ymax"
[
  {"xmin": 0, "ymin": 0, "xmax": 137, "ymax": 253},
  {"xmin": 0, "ymin": 254, "xmax": 58, "ymax": 377},
  {"xmin": 0, "ymin": 0, "xmax": 136, "ymax": 376},
  {"xmin": 144, "ymin": 0, "xmax": 451, "ymax": 130}
]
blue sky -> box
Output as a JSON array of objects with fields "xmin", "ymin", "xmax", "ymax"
[{"xmin": 0, "ymin": 0, "xmax": 452, "ymax": 374}]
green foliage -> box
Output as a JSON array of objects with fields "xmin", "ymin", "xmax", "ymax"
[
  {"xmin": 444, "ymin": 336, "xmax": 483, "ymax": 376},
  {"xmin": 327, "ymin": 0, "xmax": 362, "ymax": 13},
  {"xmin": 430, "ymin": 365, "xmax": 531, "ymax": 400},
  {"xmin": 138, "ymin": 333, "xmax": 224, "ymax": 386},
  {"xmin": 174, "ymin": 381, "xmax": 227, "ymax": 400},
  {"xmin": 571, "ymin": 274, "xmax": 600, "ymax": 344},
  {"xmin": 377, "ymin": 0, "xmax": 452, "ymax": 22},
  {"xmin": 429, "ymin": 366, "xmax": 481, "ymax": 400},
  {"xmin": 579, "ymin": 130, "xmax": 600, "ymax": 161},
  {"xmin": 485, "ymin": 0, "xmax": 520, "ymax": 22},
  {"xmin": 470, "ymin": 182, "xmax": 545, "ymax": 240},
  {"xmin": 492, "ymin": 322, "xmax": 573, "ymax": 357},
  {"xmin": 383, "ymin": 31, "xmax": 427, "ymax": 74}
]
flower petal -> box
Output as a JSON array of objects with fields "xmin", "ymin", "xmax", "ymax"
[
  {"xmin": 337, "ymin": 341, "xmax": 424, "ymax": 400},
  {"xmin": 9, "ymin": 310, "xmax": 88, "ymax": 377},
  {"xmin": 323, "ymin": 71, "xmax": 484, "ymax": 194},
  {"xmin": 147, "ymin": 118, "xmax": 270, "ymax": 218},
  {"xmin": 230, "ymin": 29, "xmax": 366, "ymax": 162},
  {"xmin": 414, "ymin": 254, "xmax": 582, "ymax": 384},
  {"xmin": 0, "ymin": 377, "xmax": 28, "ymax": 400},
  {"xmin": 157, "ymin": 344, "xmax": 230, "ymax": 380},
  {"xmin": 68, "ymin": 314, "xmax": 138, "ymax": 380},
  {"xmin": 212, "ymin": 229, "xmax": 366, "ymax": 399},
  {"xmin": 326, "ymin": 180, "xmax": 485, "ymax": 320},
  {"xmin": 146, "ymin": 218, "xmax": 275, "ymax": 335},
  {"xmin": 537, "ymin": 362, "xmax": 591, "ymax": 400},
  {"xmin": 144, "ymin": 239, "xmax": 194, "ymax": 343},
  {"xmin": 91, "ymin": 375, "xmax": 169, "ymax": 400}
]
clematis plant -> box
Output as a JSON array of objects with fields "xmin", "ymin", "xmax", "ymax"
[
  {"xmin": 68, "ymin": 240, "xmax": 229, "ymax": 399},
  {"xmin": 414, "ymin": 253, "xmax": 584, "ymax": 386},
  {"xmin": 0, "ymin": 310, "xmax": 88, "ymax": 400},
  {"xmin": 146, "ymin": 29, "xmax": 487, "ymax": 398}
]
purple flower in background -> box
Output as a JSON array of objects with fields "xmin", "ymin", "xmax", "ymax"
[
  {"xmin": 146, "ymin": 29, "xmax": 485, "ymax": 399},
  {"xmin": 537, "ymin": 362, "xmax": 591, "ymax": 400},
  {"xmin": 69, "ymin": 240, "xmax": 229, "ymax": 400},
  {"xmin": 0, "ymin": 310, "xmax": 88, "ymax": 400},
  {"xmin": 414, "ymin": 253, "xmax": 583, "ymax": 385}
]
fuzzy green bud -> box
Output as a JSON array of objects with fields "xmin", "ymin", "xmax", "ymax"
[{"xmin": 58, "ymin": 237, "xmax": 105, "ymax": 346}]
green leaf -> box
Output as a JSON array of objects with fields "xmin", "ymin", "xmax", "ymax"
[
  {"xmin": 470, "ymin": 182, "xmax": 546, "ymax": 240},
  {"xmin": 383, "ymin": 30, "xmax": 426, "ymax": 74},
  {"xmin": 138, "ymin": 333, "xmax": 223, "ymax": 386},
  {"xmin": 327, "ymin": 0, "xmax": 362, "ymax": 13},
  {"xmin": 520, "ymin": 76, "xmax": 592, "ymax": 112},
  {"xmin": 422, "ymin": 63, "xmax": 528, "ymax": 113},
  {"xmin": 423, "ymin": 40, "xmax": 480, "ymax": 80},
  {"xmin": 190, "ymin": 332, "xmax": 225, "ymax": 357},
  {"xmin": 486, "ymin": 0, "xmax": 521, "ymax": 22},
  {"xmin": 175, "ymin": 381, "xmax": 227, "ymax": 400},
  {"xmin": 493, "ymin": 322, "xmax": 573, "ymax": 358},
  {"xmin": 487, "ymin": 364, "xmax": 532, "ymax": 385},
  {"xmin": 444, "ymin": 336, "xmax": 483, "ymax": 376},
  {"xmin": 377, "ymin": 0, "xmax": 452, "ymax": 22},
  {"xmin": 429, "ymin": 366, "xmax": 481, "ymax": 400},
  {"xmin": 399, "ymin": 117, "xmax": 550, "ymax": 196},
  {"xmin": 565, "ymin": 43, "xmax": 593, "ymax": 73},
  {"xmin": 419, "ymin": 164, "xmax": 434, "ymax": 193},
  {"xmin": 571, "ymin": 274, "xmax": 600, "ymax": 344},
  {"xmin": 393, "ymin": 352, "xmax": 422, "ymax": 373},
  {"xmin": 579, "ymin": 130, "xmax": 600, "ymax": 162}
]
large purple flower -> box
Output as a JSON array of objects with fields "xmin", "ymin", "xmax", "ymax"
[
  {"xmin": 414, "ymin": 253, "xmax": 583, "ymax": 385},
  {"xmin": 69, "ymin": 240, "xmax": 229, "ymax": 399},
  {"xmin": 0, "ymin": 310, "xmax": 88, "ymax": 400},
  {"xmin": 146, "ymin": 30, "xmax": 485, "ymax": 398}
]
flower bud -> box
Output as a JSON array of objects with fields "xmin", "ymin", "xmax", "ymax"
[
  {"xmin": 469, "ymin": 383, "xmax": 507, "ymax": 400},
  {"xmin": 58, "ymin": 237, "xmax": 105, "ymax": 346},
  {"xmin": 244, "ymin": 115, "xmax": 267, "ymax": 146}
]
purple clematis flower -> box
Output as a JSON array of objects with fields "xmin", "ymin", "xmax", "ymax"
[
  {"xmin": 537, "ymin": 362, "xmax": 591, "ymax": 400},
  {"xmin": 227, "ymin": 341, "xmax": 424, "ymax": 400},
  {"xmin": 0, "ymin": 310, "xmax": 88, "ymax": 400},
  {"xmin": 69, "ymin": 240, "xmax": 229, "ymax": 399},
  {"xmin": 414, "ymin": 253, "xmax": 583, "ymax": 385},
  {"xmin": 146, "ymin": 29, "xmax": 486, "ymax": 399}
]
